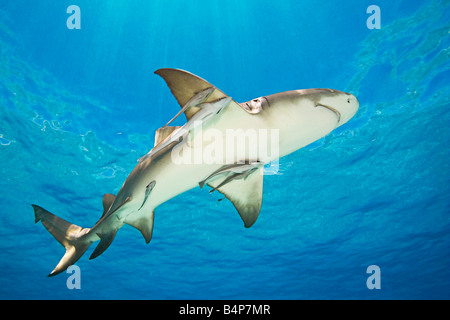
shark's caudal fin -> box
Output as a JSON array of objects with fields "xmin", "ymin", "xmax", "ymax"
[{"xmin": 32, "ymin": 204, "xmax": 91, "ymax": 277}]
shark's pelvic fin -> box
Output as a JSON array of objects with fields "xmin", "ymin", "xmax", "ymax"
[
  {"xmin": 124, "ymin": 211, "xmax": 155, "ymax": 244},
  {"xmin": 208, "ymin": 166, "xmax": 264, "ymax": 228},
  {"xmin": 32, "ymin": 204, "xmax": 91, "ymax": 276}
]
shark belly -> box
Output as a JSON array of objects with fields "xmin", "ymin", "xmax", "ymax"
[
  {"xmin": 132, "ymin": 96, "xmax": 340, "ymax": 215},
  {"xmin": 187, "ymin": 96, "xmax": 340, "ymax": 163}
]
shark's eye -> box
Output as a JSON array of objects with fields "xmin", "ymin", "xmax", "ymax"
[{"xmin": 347, "ymin": 98, "xmax": 351, "ymax": 103}]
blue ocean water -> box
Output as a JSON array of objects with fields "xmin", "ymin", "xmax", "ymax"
[{"xmin": 0, "ymin": 0, "xmax": 449, "ymax": 300}]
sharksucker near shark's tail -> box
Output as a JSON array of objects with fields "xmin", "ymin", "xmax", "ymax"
[{"xmin": 32, "ymin": 204, "xmax": 92, "ymax": 276}]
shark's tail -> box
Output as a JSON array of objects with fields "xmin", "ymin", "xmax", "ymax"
[{"xmin": 32, "ymin": 204, "xmax": 92, "ymax": 277}]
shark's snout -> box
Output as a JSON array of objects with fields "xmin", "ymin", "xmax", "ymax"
[
  {"xmin": 337, "ymin": 93, "xmax": 359, "ymax": 126},
  {"xmin": 310, "ymin": 89, "xmax": 359, "ymax": 127}
]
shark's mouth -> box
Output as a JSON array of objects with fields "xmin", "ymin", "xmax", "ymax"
[{"xmin": 316, "ymin": 104, "xmax": 341, "ymax": 125}]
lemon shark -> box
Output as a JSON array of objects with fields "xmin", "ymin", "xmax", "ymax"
[{"xmin": 33, "ymin": 68, "xmax": 359, "ymax": 276}]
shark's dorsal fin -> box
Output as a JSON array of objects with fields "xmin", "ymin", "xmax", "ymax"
[
  {"xmin": 208, "ymin": 166, "xmax": 264, "ymax": 228},
  {"xmin": 155, "ymin": 68, "xmax": 227, "ymax": 120},
  {"xmin": 102, "ymin": 194, "xmax": 116, "ymax": 218},
  {"xmin": 154, "ymin": 68, "xmax": 255, "ymax": 118},
  {"xmin": 154, "ymin": 126, "xmax": 181, "ymax": 147}
]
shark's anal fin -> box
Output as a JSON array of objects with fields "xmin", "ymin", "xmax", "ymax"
[
  {"xmin": 208, "ymin": 166, "xmax": 264, "ymax": 228},
  {"xmin": 89, "ymin": 229, "xmax": 118, "ymax": 260},
  {"xmin": 124, "ymin": 211, "xmax": 155, "ymax": 244},
  {"xmin": 89, "ymin": 196, "xmax": 133, "ymax": 259}
]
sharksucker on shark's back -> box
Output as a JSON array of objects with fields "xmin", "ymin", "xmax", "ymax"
[
  {"xmin": 163, "ymin": 86, "xmax": 215, "ymax": 128},
  {"xmin": 33, "ymin": 68, "xmax": 359, "ymax": 276}
]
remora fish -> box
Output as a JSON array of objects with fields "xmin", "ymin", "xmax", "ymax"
[{"xmin": 33, "ymin": 68, "xmax": 359, "ymax": 276}]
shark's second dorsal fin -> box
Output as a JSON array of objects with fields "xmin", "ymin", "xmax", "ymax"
[
  {"xmin": 136, "ymin": 126, "xmax": 181, "ymax": 164},
  {"xmin": 208, "ymin": 166, "xmax": 264, "ymax": 228},
  {"xmin": 102, "ymin": 194, "xmax": 116, "ymax": 219},
  {"xmin": 96, "ymin": 196, "xmax": 132, "ymax": 227},
  {"xmin": 154, "ymin": 126, "xmax": 181, "ymax": 147},
  {"xmin": 154, "ymin": 68, "xmax": 248, "ymax": 120}
]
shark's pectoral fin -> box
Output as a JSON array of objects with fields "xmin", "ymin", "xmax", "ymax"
[
  {"xmin": 124, "ymin": 211, "xmax": 155, "ymax": 244},
  {"xmin": 208, "ymin": 166, "xmax": 264, "ymax": 228},
  {"xmin": 89, "ymin": 229, "xmax": 118, "ymax": 260}
]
